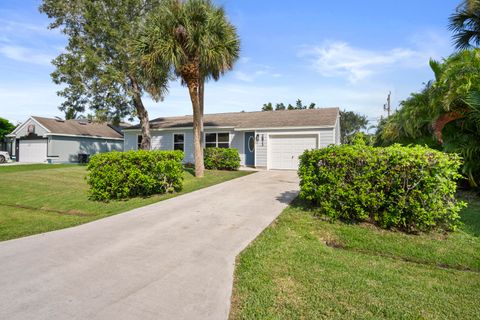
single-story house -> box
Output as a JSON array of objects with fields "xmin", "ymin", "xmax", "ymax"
[
  {"xmin": 6, "ymin": 116, "xmax": 124, "ymax": 163},
  {"xmin": 124, "ymin": 108, "xmax": 340, "ymax": 170}
]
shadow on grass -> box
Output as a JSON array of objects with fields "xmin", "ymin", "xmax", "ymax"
[{"xmin": 289, "ymin": 191, "xmax": 480, "ymax": 237}]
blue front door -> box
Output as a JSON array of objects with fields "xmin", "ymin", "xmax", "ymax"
[{"xmin": 244, "ymin": 132, "xmax": 255, "ymax": 166}]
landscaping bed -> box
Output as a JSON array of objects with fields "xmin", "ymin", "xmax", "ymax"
[
  {"xmin": 229, "ymin": 194, "xmax": 480, "ymax": 319},
  {"xmin": 0, "ymin": 164, "xmax": 250, "ymax": 241}
]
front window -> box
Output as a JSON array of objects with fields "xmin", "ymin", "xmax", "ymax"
[
  {"xmin": 205, "ymin": 132, "xmax": 229, "ymax": 148},
  {"xmin": 137, "ymin": 135, "xmax": 142, "ymax": 150},
  {"xmin": 174, "ymin": 134, "xmax": 185, "ymax": 151}
]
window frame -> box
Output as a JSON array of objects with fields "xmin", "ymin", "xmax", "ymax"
[
  {"xmin": 204, "ymin": 132, "xmax": 230, "ymax": 148},
  {"xmin": 173, "ymin": 133, "xmax": 185, "ymax": 152},
  {"xmin": 137, "ymin": 135, "xmax": 142, "ymax": 150}
]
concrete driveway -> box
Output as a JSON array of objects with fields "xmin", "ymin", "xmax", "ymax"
[{"xmin": 0, "ymin": 170, "xmax": 299, "ymax": 320}]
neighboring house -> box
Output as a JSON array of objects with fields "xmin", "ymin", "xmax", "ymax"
[
  {"xmin": 124, "ymin": 108, "xmax": 340, "ymax": 170},
  {"xmin": 6, "ymin": 116, "xmax": 124, "ymax": 163}
]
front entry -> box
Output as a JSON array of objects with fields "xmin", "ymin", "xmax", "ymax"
[{"xmin": 244, "ymin": 132, "xmax": 255, "ymax": 166}]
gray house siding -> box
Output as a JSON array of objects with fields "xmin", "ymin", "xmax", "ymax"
[
  {"xmin": 230, "ymin": 131, "xmax": 245, "ymax": 165},
  {"xmin": 126, "ymin": 129, "xmax": 242, "ymax": 165},
  {"xmin": 334, "ymin": 117, "xmax": 341, "ymax": 145},
  {"xmin": 10, "ymin": 118, "xmax": 49, "ymax": 157},
  {"xmin": 48, "ymin": 136, "xmax": 123, "ymax": 163},
  {"xmin": 15, "ymin": 118, "xmax": 49, "ymax": 138},
  {"xmin": 124, "ymin": 126, "xmax": 338, "ymax": 169}
]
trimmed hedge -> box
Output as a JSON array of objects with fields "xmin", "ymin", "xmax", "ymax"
[
  {"xmin": 86, "ymin": 150, "xmax": 184, "ymax": 201},
  {"xmin": 204, "ymin": 147, "xmax": 240, "ymax": 170},
  {"xmin": 298, "ymin": 144, "xmax": 465, "ymax": 232}
]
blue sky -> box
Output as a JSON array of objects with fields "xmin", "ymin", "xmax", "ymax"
[{"xmin": 0, "ymin": 0, "xmax": 459, "ymax": 125}]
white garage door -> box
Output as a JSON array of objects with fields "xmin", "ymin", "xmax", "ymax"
[
  {"xmin": 19, "ymin": 140, "xmax": 48, "ymax": 163},
  {"xmin": 269, "ymin": 134, "xmax": 318, "ymax": 170}
]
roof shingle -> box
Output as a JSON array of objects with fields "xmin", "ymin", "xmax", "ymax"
[
  {"xmin": 128, "ymin": 108, "xmax": 339, "ymax": 130},
  {"xmin": 32, "ymin": 117, "xmax": 123, "ymax": 139}
]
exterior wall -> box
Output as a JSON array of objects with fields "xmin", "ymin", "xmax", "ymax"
[
  {"xmin": 48, "ymin": 136, "xmax": 123, "ymax": 163},
  {"xmin": 124, "ymin": 129, "xmax": 244, "ymax": 165},
  {"xmin": 15, "ymin": 118, "xmax": 49, "ymax": 138},
  {"xmin": 124, "ymin": 124, "xmax": 338, "ymax": 169},
  {"xmin": 230, "ymin": 131, "xmax": 245, "ymax": 165},
  {"xmin": 10, "ymin": 118, "xmax": 50, "ymax": 157},
  {"xmin": 254, "ymin": 127, "xmax": 336, "ymax": 167},
  {"xmin": 334, "ymin": 116, "xmax": 341, "ymax": 145}
]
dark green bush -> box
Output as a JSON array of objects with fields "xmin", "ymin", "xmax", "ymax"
[
  {"xmin": 298, "ymin": 144, "xmax": 465, "ymax": 232},
  {"xmin": 86, "ymin": 150, "xmax": 184, "ymax": 201},
  {"xmin": 204, "ymin": 147, "xmax": 240, "ymax": 170}
]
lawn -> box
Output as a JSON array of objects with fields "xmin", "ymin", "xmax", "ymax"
[
  {"xmin": 0, "ymin": 164, "xmax": 250, "ymax": 241},
  {"xmin": 230, "ymin": 192, "xmax": 480, "ymax": 319}
]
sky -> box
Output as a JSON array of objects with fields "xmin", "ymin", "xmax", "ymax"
[{"xmin": 0, "ymin": 0, "xmax": 460, "ymax": 126}]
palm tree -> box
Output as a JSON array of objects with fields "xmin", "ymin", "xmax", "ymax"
[
  {"xmin": 449, "ymin": 0, "xmax": 480, "ymax": 50},
  {"xmin": 135, "ymin": 0, "xmax": 240, "ymax": 177}
]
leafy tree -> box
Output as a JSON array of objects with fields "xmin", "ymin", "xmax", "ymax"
[
  {"xmin": 287, "ymin": 104, "xmax": 295, "ymax": 110},
  {"xmin": 262, "ymin": 102, "xmax": 273, "ymax": 111},
  {"xmin": 275, "ymin": 103, "xmax": 286, "ymax": 110},
  {"xmin": 308, "ymin": 102, "xmax": 316, "ymax": 109},
  {"xmin": 135, "ymin": 0, "xmax": 240, "ymax": 177},
  {"xmin": 295, "ymin": 99, "xmax": 304, "ymax": 110},
  {"xmin": 0, "ymin": 118, "xmax": 15, "ymax": 140},
  {"xmin": 339, "ymin": 110, "xmax": 369, "ymax": 144},
  {"xmin": 375, "ymin": 49, "xmax": 480, "ymax": 186},
  {"xmin": 449, "ymin": 0, "xmax": 480, "ymax": 50},
  {"xmin": 39, "ymin": 0, "xmax": 169, "ymax": 150}
]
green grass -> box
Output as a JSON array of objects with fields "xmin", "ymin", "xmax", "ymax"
[
  {"xmin": 230, "ymin": 192, "xmax": 480, "ymax": 320},
  {"xmin": 0, "ymin": 164, "xmax": 250, "ymax": 241}
]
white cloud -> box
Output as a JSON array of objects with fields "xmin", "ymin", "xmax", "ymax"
[
  {"xmin": 233, "ymin": 71, "xmax": 254, "ymax": 82},
  {"xmin": 233, "ymin": 64, "xmax": 281, "ymax": 82},
  {"xmin": 300, "ymin": 41, "xmax": 430, "ymax": 83},
  {"xmin": 0, "ymin": 44, "xmax": 54, "ymax": 66}
]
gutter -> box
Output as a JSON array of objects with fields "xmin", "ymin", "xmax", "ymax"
[{"xmin": 45, "ymin": 133, "xmax": 124, "ymax": 141}]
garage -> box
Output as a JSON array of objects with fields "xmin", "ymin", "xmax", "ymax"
[
  {"xmin": 18, "ymin": 139, "xmax": 47, "ymax": 163},
  {"xmin": 269, "ymin": 134, "xmax": 318, "ymax": 170}
]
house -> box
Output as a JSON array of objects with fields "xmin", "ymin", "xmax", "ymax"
[
  {"xmin": 6, "ymin": 116, "xmax": 124, "ymax": 163},
  {"xmin": 123, "ymin": 108, "xmax": 340, "ymax": 170}
]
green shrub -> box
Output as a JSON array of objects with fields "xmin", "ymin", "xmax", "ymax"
[
  {"xmin": 204, "ymin": 147, "xmax": 240, "ymax": 170},
  {"xmin": 86, "ymin": 150, "xmax": 184, "ymax": 201},
  {"xmin": 298, "ymin": 144, "xmax": 465, "ymax": 232}
]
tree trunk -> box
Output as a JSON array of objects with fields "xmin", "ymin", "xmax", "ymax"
[
  {"xmin": 188, "ymin": 82, "xmax": 204, "ymax": 177},
  {"xmin": 130, "ymin": 77, "xmax": 151, "ymax": 150},
  {"xmin": 199, "ymin": 77, "xmax": 205, "ymax": 147}
]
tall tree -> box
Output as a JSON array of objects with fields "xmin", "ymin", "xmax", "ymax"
[
  {"xmin": 135, "ymin": 0, "xmax": 240, "ymax": 177},
  {"xmin": 262, "ymin": 103, "xmax": 273, "ymax": 111},
  {"xmin": 0, "ymin": 118, "xmax": 15, "ymax": 141},
  {"xmin": 339, "ymin": 110, "xmax": 369, "ymax": 144},
  {"xmin": 449, "ymin": 0, "xmax": 480, "ymax": 49},
  {"xmin": 40, "ymin": 0, "xmax": 169, "ymax": 150}
]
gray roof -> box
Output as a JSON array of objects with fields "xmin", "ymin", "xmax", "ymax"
[
  {"xmin": 32, "ymin": 116, "xmax": 123, "ymax": 139},
  {"xmin": 128, "ymin": 108, "xmax": 339, "ymax": 130}
]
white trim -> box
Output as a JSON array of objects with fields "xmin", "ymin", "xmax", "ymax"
[
  {"xmin": 123, "ymin": 126, "xmax": 235, "ymax": 133},
  {"xmin": 203, "ymin": 131, "xmax": 231, "ymax": 148},
  {"xmin": 45, "ymin": 133, "xmax": 124, "ymax": 141},
  {"xmin": 10, "ymin": 117, "xmax": 51, "ymax": 136},
  {"xmin": 123, "ymin": 125, "xmax": 334, "ymax": 133},
  {"xmin": 172, "ymin": 132, "xmax": 185, "ymax": 152},
  {"xmin": 234, "ymin": 125, "xmax": 334, "ymax": 131}
]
